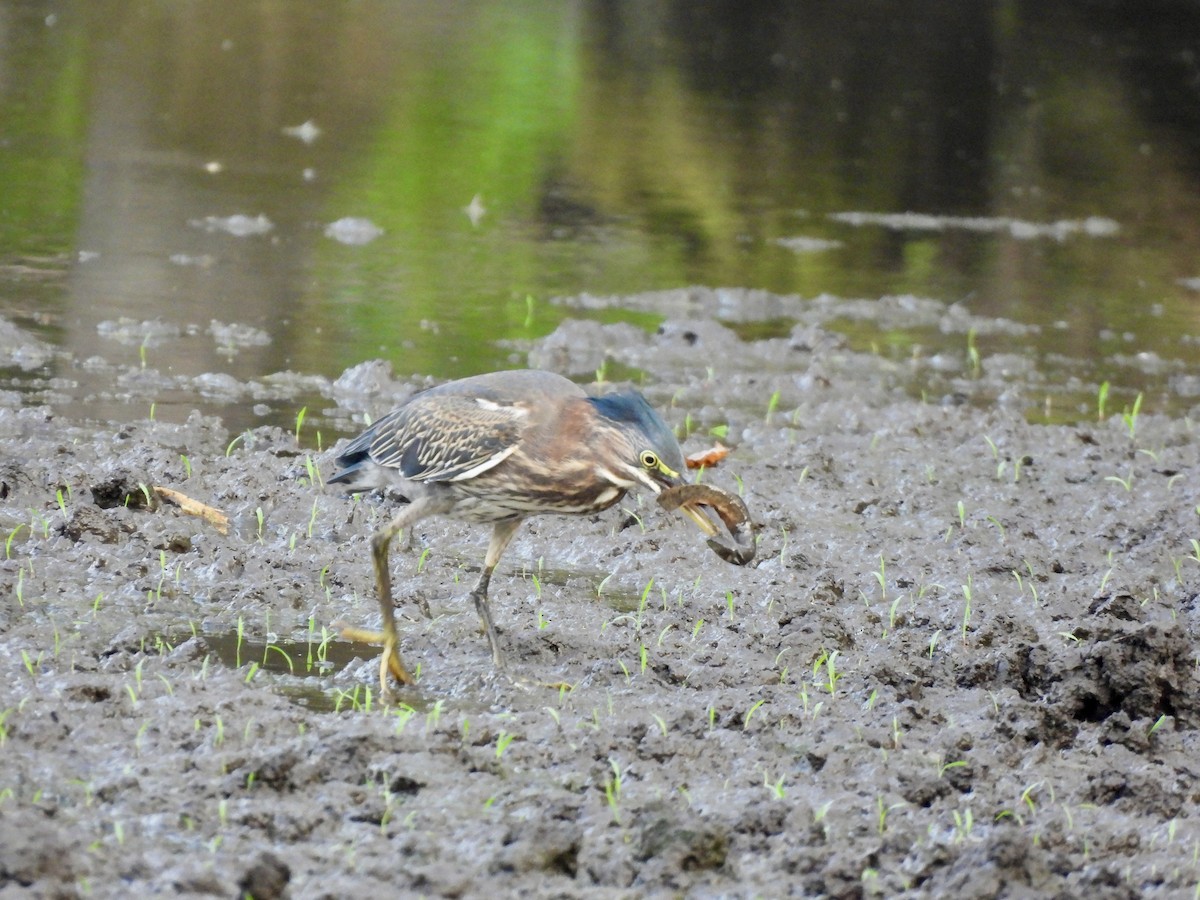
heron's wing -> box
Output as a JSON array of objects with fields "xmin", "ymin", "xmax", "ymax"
[{"xmin": 367, "ymin": 394, "xmax": 526, "ymax": 483}]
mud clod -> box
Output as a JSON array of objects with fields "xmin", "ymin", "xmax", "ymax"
[{"xmin": 237, "ymin": 851, "xmax": 291, "ymax": 900}]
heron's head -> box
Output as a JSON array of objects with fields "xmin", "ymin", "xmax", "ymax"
[
  {"xmin": 590, "ymin": 391, "xmax": 743, "ymax": 541},
  {"xmin": 587, "ymin": 390, "xmax": 688, "ymax": 494}
]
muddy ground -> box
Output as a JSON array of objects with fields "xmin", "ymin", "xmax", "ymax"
[{"xmin": 2, "ymin": 287, "xmax": 1199, "ymax": 898}]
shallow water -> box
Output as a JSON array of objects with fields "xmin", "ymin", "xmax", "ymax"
[{"xmin": 3, "ymin": 0, "xmax": 1200, "ymax": 431}]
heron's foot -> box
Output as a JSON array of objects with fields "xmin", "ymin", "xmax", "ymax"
[
  {"xmin": 333, "ymin": 621, "xmax": 385, "ymax": 645},
  {"xmin": 332, "ymin": 620, "xmax": 416, "ymax": 693}
]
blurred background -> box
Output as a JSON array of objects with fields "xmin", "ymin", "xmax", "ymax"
[{"xmin": 3, "ymin": 0, "xmax": 1200, "ymax": 429}]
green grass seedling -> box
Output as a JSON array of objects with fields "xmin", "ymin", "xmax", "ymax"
[
  {"xmin": 813, "ymin": 800, "xmax": 834, "ymax": 825},
  {"xmin": 225, "ymin": 431, "xmax": 252, "ymax": 457},
  {"xmin": 765, "ymin": 389, "xmax": 781, "ymax": 423},
  {"xmin": 263, "ymin": 643, "xmax": 295, "ymax": 674},
  {"xmin": 1105, "ymin": 471, "xmax": 1133, "ymax": 492},
  {"xmin": 495, "ymin": 731, "xmax": 516, "ymax": 759},
  {"xmin": 743, "ymin": 699, "xmax": 765, "ymax": 730},
  {"xmin": 425, "ymin": 699, "xmax": 444, "ymax": 733},
  {"xmin": 29, "ymin": 508, "xmax": 50, "ymax": 537},
  {"xmin": 1020, "ymin": 782, "xmax": 1040, "ymax": 816},
  {"xmin": 638, "ymin": 577, "xmax": 654, "ymax": 627},
  {"xmin": 983, "ymin": 435, "xmax": 1008, "ymax": 480},
  {"xmin": 813, "ymin": 649, "xmax": 842, "ymax": 697},
  {"xmin": 391, "ymin": 704, "xmax": 418, "ymax": 734},
  {"xmin": 21, "ymin": 649, "xmax": 42, "ymax": 678},
  {"xmin": 887, "ymin": 596, "xmax": 903, "ymax": 635},
  {"xmin": 878, "ymin": 801, "xmax": 902, "ymax": 835},
  {"xmin": 604, "ymin": 758, "xmax": 624, "ymax": 824},
  {"xmin": 5, "ymin": 523, "xmax": 25, "ymax": 559},
  {"xmin": 235, "ymin": 616, "xmax": 246, "ymax": 667},
  {"xmin": 1122, "ymin": 392, "xmax": 1143, "ymax": 440},
  {"xmin": 939, "ymin": 758, "xmax": 967, "ymax": 778},
  {"xmin": 306, "ymin": 498, "xmax": 320, "ymax": 538},
  {"xmin": 953, "ymin": 808, "xmax": 975, "ymax": 842}
]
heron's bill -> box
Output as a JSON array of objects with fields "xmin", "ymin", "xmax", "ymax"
[{"xmin": 680, "ymin": 501, "xmax": 721, "ymax": 537}]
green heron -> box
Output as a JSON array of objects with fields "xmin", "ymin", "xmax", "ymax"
[{"xmin": 330, "ymin": 368, "xmax": 725, "ymax": 691}]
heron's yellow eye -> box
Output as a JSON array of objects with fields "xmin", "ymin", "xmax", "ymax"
[{"xmin": 639, "ymin": 450, "xmax": 659, "ymax": 469}]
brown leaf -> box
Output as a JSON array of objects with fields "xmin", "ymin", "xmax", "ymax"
[{"xmin": 685, "ymin": 442, "xmax": 731, "ymax": 470}]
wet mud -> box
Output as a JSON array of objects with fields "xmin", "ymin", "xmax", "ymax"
[{"xmin": 2, "ymin": 288, "xmax": 1199, "ymax": 897}]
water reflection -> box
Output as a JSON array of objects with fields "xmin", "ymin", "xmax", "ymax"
[{"xmin": 2, "ymin": 0, "xmax": 1200, "ymax": 429}]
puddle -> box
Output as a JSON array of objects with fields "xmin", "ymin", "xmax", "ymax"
[
  {"xmin": 201, "ymin": 629, "xmax": 392, "ymax": 713},
  {"xmin": 198, "ymin": 627, "xmax": 502, "ymax": 714}
]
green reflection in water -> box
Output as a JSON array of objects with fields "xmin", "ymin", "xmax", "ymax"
[
  {"xmin": 1, "ymin": 1, "xmax": 1200, "ymax": 425},
  {"xmin": 0, "ymin": 8, "xmax": 86, "ymax": 257},
  {"xmin": 306, "ymin": 2, "xmax": 587, "ymax": 379}
]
